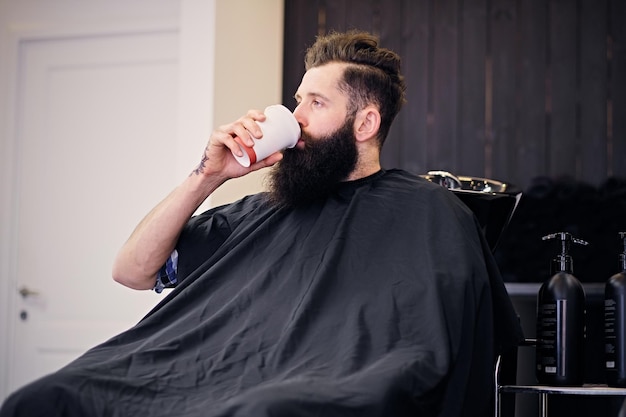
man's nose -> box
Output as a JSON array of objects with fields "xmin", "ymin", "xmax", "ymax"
[{"xmin": 293, "ymin": 105, "xmax": 306, "ymax": 128}]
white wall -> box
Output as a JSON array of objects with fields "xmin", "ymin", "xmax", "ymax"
[
  {"xmin": 173, "ymin": 0, "xmax": 285, "ymax": 210},
  {"xmin": 210, "ymin": 0, "xmax": 284, "ymax": 207},
  {"xmin": 0, "ymin": 0, "xmax": 283, "ymax": 400}
]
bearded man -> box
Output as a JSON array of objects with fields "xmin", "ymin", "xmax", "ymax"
[{"xmin": 1, "ymin": 31, "xmax": 522, "ymax": 417}]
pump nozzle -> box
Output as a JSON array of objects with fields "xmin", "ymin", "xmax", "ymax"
[{"xmin": 542, "ymin": 232, "xmax": 589, "ymax": 274}]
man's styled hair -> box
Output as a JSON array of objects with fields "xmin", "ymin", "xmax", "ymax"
[{"xmin": 304, "ymin": 30, "xmax": 407, "ymax": 145}]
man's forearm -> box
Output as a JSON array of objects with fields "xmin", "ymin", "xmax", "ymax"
[
  {"xmin": 112, "ymin": 108, "xmax": 285, "ymax": 290},
  {"xmin": 112, "ymin": 173, "xmax": 224, "ymax": 290}
]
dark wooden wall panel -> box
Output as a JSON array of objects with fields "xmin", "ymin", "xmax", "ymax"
[
  {"xmin": 459, "ymin": 0, "xmax": 487, "ymax": 177},
  {"xmin": 406, "ymin": 0, "xmax": 433, "ymax": 173},
  {"xmin": 490, "ymin": 0, "xmax": 518, "ymax": 183},
  {"xmin": 392, "ymin": 0, "xmax": 431, "ymax": 174},
  {"xmin": 282, "ymin": 0, "xmax": 319, "ymax": 105},
  {"xmin": 580, "ymin": 0, "xmax": 608, "ymax": 185},
  {"xmin": 516, "ymin": 0, "xmax": 548, "ymax": 186},
  {"xmin": 611, "ymin": 0, "xmax": 626, "ymax": 179},
  {"xmin": 345, "ymin": 0, "xmax": 376, "ymax": 30},
  {"xmin": 282, "ymin": 0, "xmax": 626, "ymax": 190},
  {"xmin": 431, "ymin": 0, "xmax": 459, "ymax": 172},
  {"xmin": 324, "ymin": 0, "xmax": 348, "ymax": 29},
  {"xmin": 549, "ymin": 0, "xmax": 578, "ymax": 178}
]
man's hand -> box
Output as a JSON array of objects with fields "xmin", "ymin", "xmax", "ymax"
[{"xmin": 192, "ymin": 109, "xmax": 284, "ymax": 182}]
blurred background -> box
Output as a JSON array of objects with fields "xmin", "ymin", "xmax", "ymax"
[{"xmin": 1, "ymin": 1, "xmax": 625, "ymax": 415}]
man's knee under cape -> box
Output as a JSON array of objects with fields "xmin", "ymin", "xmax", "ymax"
[{"xmin": 1, "ymin": 169, "xmax": 523, "ymax": 417}]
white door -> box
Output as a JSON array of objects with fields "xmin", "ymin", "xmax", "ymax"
[{"xmin": 6, "ymin": 30, "xmax": 180, "ymax": 393}]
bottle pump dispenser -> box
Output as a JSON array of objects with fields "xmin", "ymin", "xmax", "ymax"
[
  {"xmin": 536, "ymin": 232, "xmax": 587, "ymax": 386},
  {"xmin": 605, "ymin": 232, "xmax": 626, "ymax": 387}
]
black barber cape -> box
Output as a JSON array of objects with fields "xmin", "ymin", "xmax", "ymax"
[{"xmin": 1, "ymin": 169, "xmax": 523, "ymax": 417}]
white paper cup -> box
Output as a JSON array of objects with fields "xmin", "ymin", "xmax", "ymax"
[{"xmin": 231, "ymin": 104, "xmax": 301, "ymax": 167}]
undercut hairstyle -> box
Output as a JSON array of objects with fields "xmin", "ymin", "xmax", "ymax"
[{"xmin": 304, "ymin": 30, "xmax": 407, "ymax": 146}]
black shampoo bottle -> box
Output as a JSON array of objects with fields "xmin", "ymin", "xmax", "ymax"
[{"xmin": 536, "ymin": 232, "xmax": 587, "ymax": 386}]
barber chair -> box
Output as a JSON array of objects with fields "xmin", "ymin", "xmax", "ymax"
[
  {"xmin": 420, "ymin": 170, "xmax": 522, "ymax": 253},
  {"xmin": 421, "ymin": 170, "xmax": 523, "ymax": 417},
  {"xmin": 495, "ymin": 339, "xmax": 537, "ymax": 417}
]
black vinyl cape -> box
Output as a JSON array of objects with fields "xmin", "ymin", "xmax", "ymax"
[{"xmin": 1, "ymin": 169, "xmax": 523, "ymax": 417}]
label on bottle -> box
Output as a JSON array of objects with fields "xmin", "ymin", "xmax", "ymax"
[
  {"xmin": 606, "ymin": 298, "xmax": 617, "ymax": 369},
  {"xmin": 537, "ymin": 301, "xmax": 559, "ymax": 374}
]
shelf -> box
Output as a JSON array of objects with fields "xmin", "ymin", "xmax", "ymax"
[
  {"xmin": 498, "ymin": 384, "xmax": 626, "ymax": 417},
  {"xmin": 500, "ymin": 384, "xmax": 626, "ymax": 396}
]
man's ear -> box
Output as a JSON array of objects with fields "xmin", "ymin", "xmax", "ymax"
[{"xmin": 354, "ymin": 106, "xmax": 381, "ymax": 143}]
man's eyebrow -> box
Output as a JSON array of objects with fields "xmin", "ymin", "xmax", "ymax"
[{"xmin": 293, "ymin": 92, "xmax": 331, "ymax": 102}]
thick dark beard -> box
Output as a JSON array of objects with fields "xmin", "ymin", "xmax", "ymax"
[{"xmin": 266, "ymin": 116, "xmax": 358, "ymax": 209}]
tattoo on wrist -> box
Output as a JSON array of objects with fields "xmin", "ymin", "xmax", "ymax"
[{"xmin": 191, "ymin": 148, "xmax": 209, "ymax": 176}]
